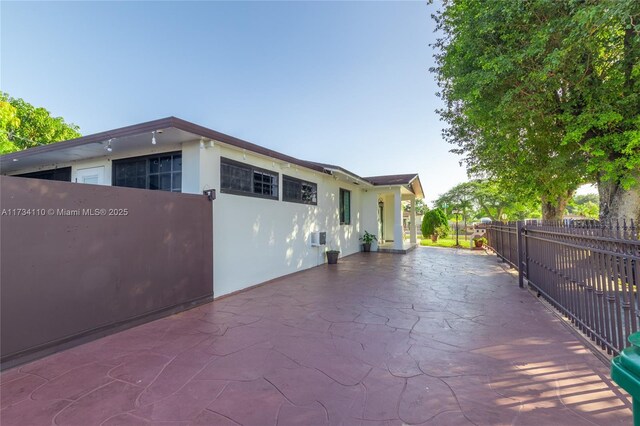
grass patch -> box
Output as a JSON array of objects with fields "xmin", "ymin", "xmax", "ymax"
[{"xmin": 419, "ymin": 236, "xmax": 472, "ymax": 249}]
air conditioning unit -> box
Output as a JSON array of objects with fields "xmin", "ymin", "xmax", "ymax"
[{"xmin": 311, "ymin": 231, "xmax": 327, "ymax": 247}]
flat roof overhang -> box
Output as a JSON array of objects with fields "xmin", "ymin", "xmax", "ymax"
[
  {"xmin": 1, "ymin": 117, "xmax": 425, "ymax": 198},
  {"xmin": 0, "ymin": 117, "xmax": 328, "ymax": 176}
]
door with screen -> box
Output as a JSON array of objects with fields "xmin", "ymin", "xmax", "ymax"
[{"xmin": 76, "ymin": 167, "xmax": 105, "ymax": 185}]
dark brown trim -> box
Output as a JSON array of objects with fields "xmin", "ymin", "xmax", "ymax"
[
  {"xmin": 170, "ymin": 118, "xmax": 328, "ymax": 175},
  {"xmin": 0, "ymin": 117, "xmax": 329, "ymax": 177},
  {"xmin": 2, "ymin": 117, "xmax": 176, "ymax": 161},
  {"xmin": 0, "ymin": 116, "xmax": 423, "ymax": 196}
]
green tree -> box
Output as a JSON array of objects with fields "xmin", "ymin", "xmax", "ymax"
[
  {"xmin": 0, "ymin": 92, "xmax": 81, "ymax": 154},
  {"xmin": 566, "ymin": 194, "xmax": 600, "ymax": 219},
  {"xmin": 432, "ymin": 0, "xmax": 640, "ymax": 224},
  {"xmin": 421, "ymin": 208, "xmax": 449, "ymax": 239},
  {"xmin": 435, "ymin": 180, "xmax": 540, "ymax": 221},
  {"xmin": 0, "ymin": 100, "xmax": 20, "ymax": 153},
  {"xmin": 404, "ymin": 198, "xmax": 428, "ymax": 215}
]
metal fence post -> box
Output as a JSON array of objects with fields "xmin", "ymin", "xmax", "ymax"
[{"xmin": 517, "ymin": 220, "xmax": 525, "ymax": 288}]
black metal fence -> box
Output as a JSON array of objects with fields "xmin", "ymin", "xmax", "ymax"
[{"xmin": 487, "ymin": 220, "xmax": 639, "ymax": 355}]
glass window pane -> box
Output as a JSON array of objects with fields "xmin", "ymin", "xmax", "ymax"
[
  {"xmin": 173, "ymin": 172, "xmax": 182, "ymax": 191},
  {"xmin": 173, "ymin": 156, "xmax": 182, "ymax": 171},
  {"xmin": 344, "ymin": 191, "xmax": 351, "ymax": 224},
  {"xmin": 114, "ymin": 160, "xmax": 146, "ymax": 189},
  {"xmin": 150, "ymin": 158, "xmax": 160, "ymax": 174},
  {"xmin": 221, "ymin": 164, "xmax": 231, "ymax": 189},
  {"xmin": 160, "ymin": 174, "xmax": 172, "ymax": 190},
  {"xmin": 160, "ymin": 156, "xmax": 171, "ymax": 172},
  {"xmin": 149, "ymin": 175, "xmax": 159, "ymax": 190}
]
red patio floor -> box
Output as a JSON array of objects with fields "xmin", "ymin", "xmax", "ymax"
[{"xmin": 0, "ymin": 247, "xmax": 632, "ymax": 425}]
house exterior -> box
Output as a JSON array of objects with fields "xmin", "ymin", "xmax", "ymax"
[{"xmin": 0, "ymin": 117, "xmax": 423, "ymax": 297}]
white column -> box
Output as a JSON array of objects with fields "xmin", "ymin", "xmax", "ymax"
[
  {"xmin": 394, "ymin": 189, "xmax": 403, "ymax": 250},
  {"xmin": 410, "ymin": 196, "xmax": 417, "ymax": 244}
]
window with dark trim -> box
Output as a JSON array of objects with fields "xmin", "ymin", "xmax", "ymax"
[
  {"xmin": 220, "ymin": 157, "xmax": 278, "ymax": 199},
  {"xmin": 16, "ymin": 167, "xmax": 71, "ymax": 182},
  {"xmin": 339, "ymin": 188, "xmax": 351, "ymax": 225},
  {"xmin": 283, "ymin": 175, "xmax": 317, "ymax": 205},
  {"xmin": 113, "ymin": 152, "xmax": 182, "ymax": 192}
]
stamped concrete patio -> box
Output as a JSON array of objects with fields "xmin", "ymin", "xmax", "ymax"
[{"xmin": 0, "ymin": 247, "xmax": 632, "ymax": 425}]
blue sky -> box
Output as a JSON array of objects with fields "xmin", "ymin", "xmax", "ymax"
[{"xmin": 2, "ymin": 1, "xmax": 469, "ymax": 202}]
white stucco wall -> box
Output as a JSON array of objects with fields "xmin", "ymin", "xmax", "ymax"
[{"xmin": 209, "ymin": 145, "xmax": 364, "ymax": 297}]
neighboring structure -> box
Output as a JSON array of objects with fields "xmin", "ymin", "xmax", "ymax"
[{"xmin": 0, "ymin": 117, "xmax": 423, "ymax": 297}]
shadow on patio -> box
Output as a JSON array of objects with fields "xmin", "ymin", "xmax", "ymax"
[{"xmin": 0, "ymin": 247, "xmax": 632, "ymax": 425}]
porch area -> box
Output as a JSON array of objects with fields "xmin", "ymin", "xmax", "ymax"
[
  {"xmin": 377, "ymin": 241, "xmax": 418, "ymax": 254},
  {"xmin": 0, "ymin": 247, "xmax": 631, "ymax": 425}
]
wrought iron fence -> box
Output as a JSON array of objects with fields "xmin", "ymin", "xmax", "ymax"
[
  {"xmin": 486, "ymin": 220, "xmax": 639, "ymax": 355},
  {"xmin": 486, "ymin": 222, "xmax": 519, "ymax": 268}
]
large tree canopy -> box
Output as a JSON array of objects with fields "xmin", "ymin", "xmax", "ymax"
[
  {"xmin": 432, "ymin": 0, "xmax": 640, "ymax": 224},
  {"xmin": 434, "ymin": 179, "xmax": 541, "ymax": 221},
  {"xmin": 0, "ymin": 92, "xmax": 81, "ymax": 154}
]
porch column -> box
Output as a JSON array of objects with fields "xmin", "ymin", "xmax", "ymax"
[
  {"xmin": 410, "ymin": 196, "xmax": 417, "ymax": 244},
  {"xmin": 394, "ymin": 189, "xmax": 403, "ymax": 250}
]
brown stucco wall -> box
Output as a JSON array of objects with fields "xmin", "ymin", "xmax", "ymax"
[{"xmin": 0, "ymin": 175, "xmax": 213, "ymax": 367}]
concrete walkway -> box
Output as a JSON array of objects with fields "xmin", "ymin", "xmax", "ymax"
[{"xmin": 0, "ymin": 247, "xmax": 632, "ymax": 425}]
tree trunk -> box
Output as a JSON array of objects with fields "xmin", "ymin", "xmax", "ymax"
[
  {"xmin": 598, "ymin": 174, "xmax": 640, "ymax": 227},
  {"xmin": 541, "ymin": 193, "xmax": 572, "ymax": 222}
]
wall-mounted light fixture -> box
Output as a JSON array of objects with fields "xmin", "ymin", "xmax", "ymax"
[
  {"xmin": 151, "ymin": 131, "xmax": 157, "ymax": 145},
  {"xmin": 106, "ymin": 139, "xmax": 113, "ymax": 152}
]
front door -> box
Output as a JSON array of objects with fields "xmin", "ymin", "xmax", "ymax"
[{"xmin": 76, "ymin": 166, "xmax": 105, "ymax": 185}]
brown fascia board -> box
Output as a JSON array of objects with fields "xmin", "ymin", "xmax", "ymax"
[
  {"xmin": 364, "ymin": 174, "xmax": 419, "ymax": 186},
  {"xmin": 1, "ymin": 117, "xmax": 176, "ymax": 162},
  {"xmin": 305, "ymin": 161, "xmax": 371, "ymax": 184},
  {"xmin": 362, "ymin": 173, "xmax": 424, "ymax": 198},
  {"xmin": 0, "ymin": 117, "xmax": 419, "ymax": 188},
  {"xmin": 169, "ymin": 118, "xmax": 329, "ymax": 175},
  {"xmin": 0, "ymin": 116, "xmax": 329, "ymax": 176},
  {"xmin": 409, "ymin": 175, "xmax": 424, "ymax": 199}
]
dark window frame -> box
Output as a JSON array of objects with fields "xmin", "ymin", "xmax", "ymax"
[
  {"xmin": 282, "ymin": 175, "xmax": 318, "ymax": 205},
  {"xmin": 15, "ymin": 167, "xmax": 72, "ymax": 182},
  {"xmin": 339, "ymin": 188, "xmax": 351, "ymax": 225},
  {"xmin": 112, "ymin": 151, "xmax": 182, "ymax": 193},
  {"xmin": 220, "ymin": 157, "xmax": 279, "ymax": 200}
]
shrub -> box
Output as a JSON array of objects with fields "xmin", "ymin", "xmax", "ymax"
[{"xmin": 422, "ymin": 208, "xmax": 449, "ymax": 238}]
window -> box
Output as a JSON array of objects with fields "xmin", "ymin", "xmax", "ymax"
[
  {"xmin": 339, "ymin": 188, "xmax": 351, "ymax": 224},
  {"xmin": 220, "ymin": 157, "xmax": 278, "ymax": 199},
  {"xmin": 113, "ymin": 152, "xmax": 182, "ymax": 192},
  {"xmin": 16, "ymin": 167, "xmax": 71, "ymax": 182},
  {"xmin": 283, "ymin": 175, "xmax": 317, "ymax": 205}
]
